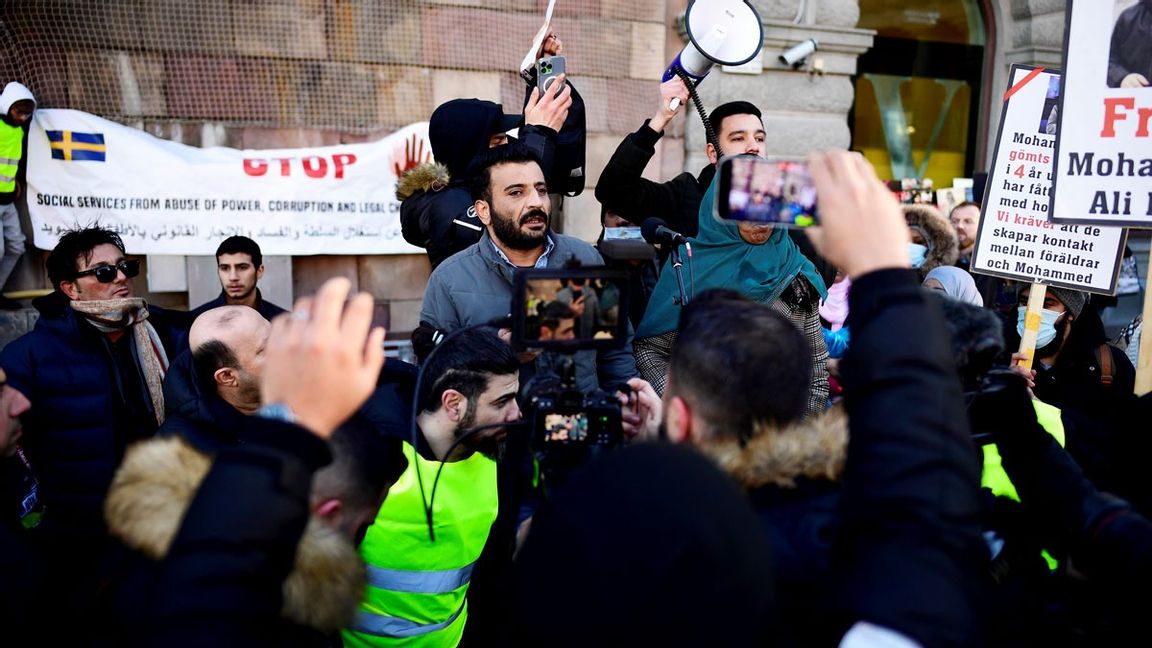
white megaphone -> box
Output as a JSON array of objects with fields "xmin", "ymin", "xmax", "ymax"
[{"xmin": 662, "ymin": 0, "xmax": 764, "ymax": 110}]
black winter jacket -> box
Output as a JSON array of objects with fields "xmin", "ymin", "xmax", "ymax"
[
  {"xmin": 139, "ymin": 418, "xmax": 335, "ymax": 648},
  {"xmin": 834, "ymin": 269, "xmax": 985, "ymax": 647},
  {"xmin": 188, "ymin": 289, "xmax": 288, "ymax": 323},
  {"xmin": 0, "ymin": 291, "xmax": 186, "ymax": 546}
]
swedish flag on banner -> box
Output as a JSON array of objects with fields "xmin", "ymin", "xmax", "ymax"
[{"xmin": 46, "ymin": 130, "xmax": 106, "ymax": 162}]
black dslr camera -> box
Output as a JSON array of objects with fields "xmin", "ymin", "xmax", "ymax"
[{"xmin": 510, "ymin": 267, "xmax": 631, "ymax": 477}]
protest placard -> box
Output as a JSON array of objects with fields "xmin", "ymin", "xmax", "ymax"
[
  {"xmin": 971, "ymin": 65, "xmax": 1126, "ymax": 296},
  {"xmin": 1049, "ymin": 0, "xmax": 1152, "ymax": 227}
]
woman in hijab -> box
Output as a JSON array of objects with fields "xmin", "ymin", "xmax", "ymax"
[
  {"xmin": 923, "ymin": 266, "xmax": 984, "ymax": 307},
  {"xmin": 634, "ymin": 174, "xmax": 830, "ymax": 417}
]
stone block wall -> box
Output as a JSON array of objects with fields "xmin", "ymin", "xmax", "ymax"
[{"xmin": 0, "ymin": 0, "xmax": 881, "ymax": 338}]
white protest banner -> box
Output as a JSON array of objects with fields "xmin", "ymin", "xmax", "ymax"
[
  {"xmin": 1049, "ymin": 0, "xmax": 1152, "ymax": 227},
  {"xmin": 26, "ymin": 108, "xmax": 428, "ymax": 255},
  {"xmin": 971, "ymin": 65, "xmax": 1126, "ymax": 295}
]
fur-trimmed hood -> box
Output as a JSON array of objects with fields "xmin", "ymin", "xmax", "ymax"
[
  {"xmin": 903, "ymin": 204, "xmax": 959, "ymax": 278},
  {"xmin": 698, "ymin": 407, "xmax": 849, "ymax": 490},
  {"xmin": 104, "ymin": 436, "xmax": 365, "ymax": 633},
  {"xmin": 396, "ymin": 162, "xmax": 450, "ymax": 201}
]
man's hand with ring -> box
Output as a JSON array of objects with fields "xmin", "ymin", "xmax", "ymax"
[{"xmin": 262, "ymin": 278, "xmax": 386, "ymax": 439}]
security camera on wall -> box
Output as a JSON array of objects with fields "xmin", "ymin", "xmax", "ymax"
[{"xmin": 779, "ymin": 39, "xmax": 819, "ymax": 68}]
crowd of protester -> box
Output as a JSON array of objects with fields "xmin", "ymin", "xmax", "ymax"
[{"xmin": 1, "ymin": 27, "xmax": 1151, "ymax": 648}]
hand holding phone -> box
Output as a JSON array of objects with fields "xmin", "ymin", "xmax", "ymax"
[{"xmin": 716, "ymin": 156, "xmax": 820, "ymax": 228}]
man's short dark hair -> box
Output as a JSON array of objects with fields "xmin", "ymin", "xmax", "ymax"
[
  {"xmin": 319, "ymin": 413, "xmax": 408, "ymax": 514},
  {"xmin": 419, "ymin": 327, "xmax": 519, "ymax": 413},
  {"xmin": 949, "ymin": 201, "xmax": 980, "ymax": 217},
  {"xmin": 46, "ymin": 225, "xmax": 126, "ymax": 291},
  {"xmin": 191, "ymin": 340, "xmax": 237, "ymax": 394},
  {"xmin": 539, "ymin": 301, "xmax": 575, "ymax": 332},
  {"xmin": 215, "ymin": 235, "xmax": 263, "ymax": 267},
  {"xmin": 468, "ymin": 143, "xmax": 544, "ymax": 204},
  {"xmin": 668, "ymin": 289, "xmax": 810, "ymax": 438},
  {"xmin": 708, "ymin": 101, "xmax": 762, "ymax": 137}
]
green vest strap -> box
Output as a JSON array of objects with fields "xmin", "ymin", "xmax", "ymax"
[
  {"xmin": 349, "ymin": 602, "xmax": 466, "ymax": 639},
  {"xmin": 365, "ymin": 562, "xmax": 476, "ymax": 595}
]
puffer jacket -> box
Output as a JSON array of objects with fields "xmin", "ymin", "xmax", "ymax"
[{"xmin": 0, "ymin": 290, "xmax": 186, "ymax": 545}]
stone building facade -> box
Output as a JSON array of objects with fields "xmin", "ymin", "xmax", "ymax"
[{"xmin": 0, "ymin": 1, "xmax": 1080, "ymax": 345}]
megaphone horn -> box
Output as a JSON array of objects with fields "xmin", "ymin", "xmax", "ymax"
[{"xmin": 663, "ymin": 0, "xmax": 765, "ymax": 109}]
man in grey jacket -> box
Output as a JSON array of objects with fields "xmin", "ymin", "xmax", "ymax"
[{"xmin": 418, "ymin": 144, "xmax": 638, "ymax": 396}]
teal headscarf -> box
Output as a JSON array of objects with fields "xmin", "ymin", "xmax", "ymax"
[{"xmin": 636, "ymin": 173, "xmax": 828, "ymax": 337}]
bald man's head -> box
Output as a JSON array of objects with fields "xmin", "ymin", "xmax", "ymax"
[{"xmin": 190, "ymin": 306, "xmax": 271, "ymax": 412}]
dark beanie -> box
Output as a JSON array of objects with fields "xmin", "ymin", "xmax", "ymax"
[
  {"xmin": 514, "ymin": 443, "xmax": 776, "ymax": 646},
  {"xmin": 1016, "ymin": 284, "xmax": 1088, "ymax": 319}
]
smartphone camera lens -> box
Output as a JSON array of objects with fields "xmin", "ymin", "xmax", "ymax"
[{"xmin": 542, "ymin": 63, "xmax": 551, "ymax": 72}]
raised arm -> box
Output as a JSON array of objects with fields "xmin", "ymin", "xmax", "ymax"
[{"xmin": 806, "ymin": 151, "xmax": 984, "ymax": 647}]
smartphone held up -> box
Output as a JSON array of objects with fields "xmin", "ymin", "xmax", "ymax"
[
  {"xmin": 537, "ymin": 55, "xmax": 567, "ymax": 96},
  {"xmin": 717, "ymin": 155, "xmax": 819, "ymax": 228}
]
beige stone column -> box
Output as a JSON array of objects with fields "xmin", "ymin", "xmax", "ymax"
[{"xmin": 677, "ymin": 0, "xmax": 874, "ymax": 170}]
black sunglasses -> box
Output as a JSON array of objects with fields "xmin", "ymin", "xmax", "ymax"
[{"xmin": 74, "ymin": 259, "xmax": 141, "ymax": 283}]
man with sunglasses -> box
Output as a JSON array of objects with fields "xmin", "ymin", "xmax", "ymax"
[{"xmin": 0, "ymin": 225, "xmax": 186, "ymax": 635}]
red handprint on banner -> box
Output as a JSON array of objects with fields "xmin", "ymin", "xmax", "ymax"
[{"xmin": 393, "ymin": 133, "xmax": 431, "ymax": 178}]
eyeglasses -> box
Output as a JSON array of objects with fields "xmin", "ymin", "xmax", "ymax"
[{"xmin": 74, "ymin": 259, "xmax": 141, "ymax": 283}]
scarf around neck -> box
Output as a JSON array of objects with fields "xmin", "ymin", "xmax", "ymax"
[
  {"xmin": 70, "ymin": 298, "xmax": 170, "ymax": 425},
  {"xmin": 637, "ymin": 174, "xmax": 827, "ymax": 338}
]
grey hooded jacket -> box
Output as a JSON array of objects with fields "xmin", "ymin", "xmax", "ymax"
[{"xmin": 419, "ymin": 231, "xmax": 638, "ymax": 393}]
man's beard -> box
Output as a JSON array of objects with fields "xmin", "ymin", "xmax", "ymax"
[
  {"xmin": 454, "ymin": 405, "xmax": 507, "ymax": 461},
  {"xmin": 490, "ymin": 206, "xmax": 550, "ymax": 251},
  {"xmin": 237, "ymin": 370, "xmax": 263, "ymax": 407}
]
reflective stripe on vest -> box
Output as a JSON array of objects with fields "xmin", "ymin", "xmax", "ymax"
[
  {"xmin": 365, "ymin": 562, "xmax": 476, "ymax": 595},
  {"xmin": 0, "ymin": 123, "xmax": 23, "ymax": 193},
  {"xmin": 348, "ymin": 601, "xmax": 466, "ymax": 639},
  {"xmin": 345, "ymin": 441, "xmax": 499, "ymax": 647}
]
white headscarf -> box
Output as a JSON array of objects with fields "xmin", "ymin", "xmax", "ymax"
[{"xmin": 923, "ymin": 266, "xmax": 983, "ymax": 307}]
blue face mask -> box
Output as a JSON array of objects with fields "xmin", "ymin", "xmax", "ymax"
[
  {"xmin": 1016, "ymin": 307, "xmax": 1064, "ymax": 348},
  {"xmin": 908, "ymin": 243, "xmax": 928, "ymax": 268}
]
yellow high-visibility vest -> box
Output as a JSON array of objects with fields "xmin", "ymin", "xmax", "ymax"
[
  {"xmin": 344, "ymin": 441, "xmax": 499, "ymax": 648},
  {"xmin": 982, "ymin": 400, "xmax": 1065, "ymax": 570},
  {"xmin": 0, "ymin": 122, "xmax": 24, "ymax": 194}
]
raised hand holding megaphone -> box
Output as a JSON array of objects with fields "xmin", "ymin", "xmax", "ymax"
[
  {"xmin": 662, "ymin": 0, "xmax": 764, "ymax": 112},
  {"xmin": 652, "ymin": 77, "xmax": 692, "ymax": 132}
]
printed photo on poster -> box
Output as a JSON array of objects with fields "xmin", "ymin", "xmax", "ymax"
[
  {"xmin": 1108, "ymin": 0, "xmax": 1152, "ymax": 89},
  {"xmin": 1049, "ymin": 0, "xmax": 1152, "ymax": 228},
  {"xmin": 1038, "ymin": 76, "xmax": 1061, "ymax": 135}
]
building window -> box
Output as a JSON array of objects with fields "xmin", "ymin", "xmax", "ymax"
[{"xmin": 852, "ymin": 0, "xmax": 988, "ymax": 183}]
